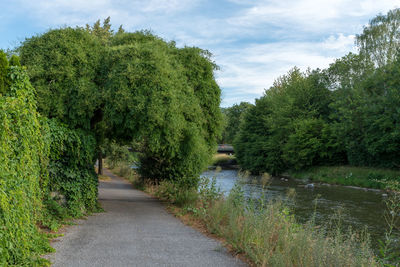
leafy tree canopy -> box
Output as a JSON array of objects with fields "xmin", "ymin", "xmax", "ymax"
[
  {"xmin": 235, "ymin": 8, "xmax": 400, "ymax": 175},
  {"xmin": 19, "ymin": 28, "xmax": 104, "ymax": 131},
  {"xmin": 356, "ymin": 8, "xmax": 400, "ymax": 67},
  {"xmin": 18, "ymin": 21, "xmax": 222, "ymax": 187}
]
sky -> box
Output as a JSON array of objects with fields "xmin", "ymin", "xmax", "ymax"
[{"xmin": 1, "ymin": 0, "xmax": 399, "ymax": 107}]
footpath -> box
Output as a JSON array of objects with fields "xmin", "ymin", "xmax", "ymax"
[{"xmin": 46, "ymin": 168, "xmax": 246, "ymax": 267}]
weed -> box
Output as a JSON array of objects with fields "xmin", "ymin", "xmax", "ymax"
[{"xmin": 378, "ymin": 193, "xmax": 400, "ymax": 266}]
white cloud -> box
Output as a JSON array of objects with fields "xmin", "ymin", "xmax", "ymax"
[
  {"xmin": 7, "ymin": 0, "xmax": 400, "ymax": 107},
  {"xmin": 216, "ymin": 33, "xmax": 357, "ymax": 106},
  {"xmin": 228, "ymin": 0, "xmax": 400, "ymax": 34},
  {"xmin": 140, "ymin": 0, "xmax": 196, "ymax": 13},
  {"xmin": 322, "ymin": 34, "xmax": 356, "ymax": 53},
  {"xmin": 17, "ymin": 0, "xmax": 200, "ymax": 27}
]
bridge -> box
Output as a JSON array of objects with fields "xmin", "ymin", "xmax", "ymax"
[
  {"xmin": 129, "ymin": 144, "xmax": 234, "ymax": 154},
  {"xmin": 217, "ymin": 144, "xmax": 234, "ymax": 154}
]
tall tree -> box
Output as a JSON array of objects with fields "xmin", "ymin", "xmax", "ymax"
[
  {"xmin": 104, "ymin": 32, "xmax": 217, "ymax": 186},
  {"xmin": 19, "ymin": 23, "xmax": 222, "ymax": 186},
  {"xmin": 176, "ymin": 47, "xmax": 223, "ymax": 153},
  {"xmin": 356, "ymin": 8, "xmax": 400, "ymax": 67},
  {"xmin": 235, "ymin": 68, "xmax": 337, "ymax": 174}
]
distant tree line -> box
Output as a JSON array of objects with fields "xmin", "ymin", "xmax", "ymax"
[
  {"xmin": 220, "ymin": 102, "xmax": 253, "ymax": 144},
  {"xmin": 234, "ymin": 9, "xmax": 400, "ymax": 174}
]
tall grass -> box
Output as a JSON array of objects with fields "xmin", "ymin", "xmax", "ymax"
[
  {"xmin": 202, "ymin": 186, "xmax": 378, "ymax": 266},
  {"xmin": 109, "ymin": 161, "xmax": 380, "ymax": 266}
]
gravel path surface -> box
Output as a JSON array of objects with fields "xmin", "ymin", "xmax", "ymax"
[{"xmin": 46, "ymin": 169, "xmax": 247, "ymax": 267}]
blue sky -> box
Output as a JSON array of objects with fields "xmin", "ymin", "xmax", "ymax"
[{"xmin": 1, "ymin": 0, "xmax": 399, "ymax": 107}]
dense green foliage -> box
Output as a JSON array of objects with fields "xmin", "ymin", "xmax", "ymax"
[
  {"xmin": 235, "ymin": 68, "xmax": 339, "ymax": 174},
  {"xmin": 43, "ymin": 119, "xmax": 98, "ymax": 218},
  {"xmin": 0, "ymin": 55, "xmax": 99, "ymax": 265},
  {"xmin": 0, "ymin": 66, "xmax": 52, "ymax": 265},
  {"xmin": 1, "ymin": 20, "xmax": 221, "ymax": 266},
  {"xmin": 0, "ymin": 51, "xmax": 9, "ymax": 95},
  {"xmin": 9, "ymin": 54, "xmax": 21, "ymax": 67},
  {"xmin": 234, "ymin": 9, "xmax": 400, "ymax": 183},
  {"xmin": 19, "ymin": 28, "xmax": 104, "ymax": 131},
  {"xmin": 103, "ymin": 141, "xmax": 133, "ymax": 169},
  {"xmin": 176, "ymin": 47, "xmax": 222, "ymax": 153},
  {"xmin": 220, "ymin": 102, "xmax": 253, "ymax": 144},
  {"xmin": 105, "ymin": 34, "xmax": 220, "ymax": 186},
  {"xmin": 19, "ymin": 24, "xmax": 222, "ymax": 188}
]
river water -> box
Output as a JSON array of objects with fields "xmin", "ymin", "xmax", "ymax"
[{"xmin": 201, "ymin": 168, "xmax": 400, "ymax": 252}]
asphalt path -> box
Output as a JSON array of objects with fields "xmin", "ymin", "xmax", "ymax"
[{"xmin": 45, "ymin": 168, "xmax": 246, "ymax": 267}]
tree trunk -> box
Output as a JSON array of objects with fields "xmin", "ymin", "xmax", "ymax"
[{"xmin": 98, "ymin": 150, "xmax": 103, "ymax": 175}]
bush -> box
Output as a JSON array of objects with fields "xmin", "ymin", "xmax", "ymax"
[
  {"xmin": 43, "ymin": 118, "xmax": 98, "ymax": 217},
  {"xmin": 155, "ymin": 180, "xmax": 199, "ymax": 207}
]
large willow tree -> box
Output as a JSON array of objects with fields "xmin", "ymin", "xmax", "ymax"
[{"xmin": 19, "ymin": 21, "xmax": 222, "ymax": 187}]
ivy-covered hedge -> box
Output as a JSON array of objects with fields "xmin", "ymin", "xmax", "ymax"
[
  {"xmin": 43, "ymin": 118, "xmax": 98, "ymax": 218},
  {"xmin": 0, "ymin": 66, "xmax": 51, "ymax": 265},
  {"xmin": 0, "ymin": 57, "xmax": 99, "ymax": 265}
]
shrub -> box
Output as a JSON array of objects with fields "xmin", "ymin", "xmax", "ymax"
[
  {"xmin": 155, "ymin": 180, "xmax": 198, "ymax": 207},
  {"xmin": 43, "ymin": 118, "xmax": 98, "ymax": 217}
]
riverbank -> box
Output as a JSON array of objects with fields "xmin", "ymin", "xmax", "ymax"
[
  {"xmin": 286, "ymin": 165, "xmax": 400, "ymax": 191},
  {"xmin": 108, "ymin": 162, "xmax": 382, "ymax": 267},
  {"xmin": 213, "ymin": 154, "xmax": 400, "ymax": 192}
]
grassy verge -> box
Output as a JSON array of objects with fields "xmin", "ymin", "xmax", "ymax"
[
  {"xmin": 107, "ymin": 161, "xmax": 383, "ymax": 267},
  {"xmin": 287, "ymin": 166, "xmax": 400, "ymax": 191}
]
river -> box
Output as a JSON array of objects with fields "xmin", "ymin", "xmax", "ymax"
[{"xmin": 201, "ymin": 168, "xmax": 400, "ymax": 253}]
